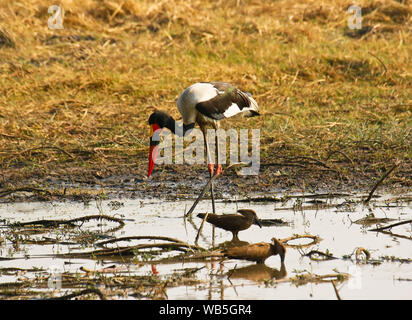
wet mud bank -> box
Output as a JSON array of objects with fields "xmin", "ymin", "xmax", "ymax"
[{"xmin": 1, "ymin": 161, "xmax": 410, "ymax": 203}]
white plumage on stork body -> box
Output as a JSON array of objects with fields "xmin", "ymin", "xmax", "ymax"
[{"xmin": 148, "ymin": 82, "xmax": 260, "ymax": 178}]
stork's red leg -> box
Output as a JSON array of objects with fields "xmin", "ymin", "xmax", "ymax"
[
  {"xmin": 208, "ymin": 163, "xmax": 215, "ymax": 175},
  {"xmin": 215, "ymin": 129, "xmax": 223, "ymax": 176}
]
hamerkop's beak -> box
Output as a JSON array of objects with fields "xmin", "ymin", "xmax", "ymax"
[
  {"xmin": 272, "ymin": 238, "xmax": 286, "ymax": 262},
  {"xmin": 280, "ymin": 248, "xmax": 286, "ymax": 262}
]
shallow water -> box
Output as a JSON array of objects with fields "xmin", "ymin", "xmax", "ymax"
[{"xmin": 1, "ymin": 192, "xmax": 411, "ymax": 300}]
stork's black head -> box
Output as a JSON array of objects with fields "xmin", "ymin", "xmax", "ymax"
[{"xmin": 148, "ymin": 110, "xmax": 172, "ymax": 128}]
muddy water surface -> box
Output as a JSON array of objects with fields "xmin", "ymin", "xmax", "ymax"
[{"xmin": 1, "ymin": 193, "xmax": 411, "ymax": 299}]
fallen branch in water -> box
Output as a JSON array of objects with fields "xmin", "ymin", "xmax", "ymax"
[
  {"xmin": 58, "ymin": 241, "xmax": 205, "ymax": 259},
  {"xmin": 47, "ymin": 288, "xmax": 106, "ymax": 300},
  {"xmin": 364, "ymin": 161, "xmax": 400, "ymax": 203},
  {"xmin": 96, "ymin": 235, "xmax": 187, "ymax": 247},
  {"xmin": 152, "ymin": 250, "xmax": 224, "ymax": 264},
  {"xmin": 13, "ymin": 238, "xmax": 78, "ymax": 245},
  {"xmin": 10, "ymin": 214, "xmax": 125, "ymax": 233},
  {"xmin": 376, "ymin": 230, "xmax": 412, "ymax": 241},
  {"xmin": 80, "ymin": 265, "xmax": 130, "ymax": 274},
  {"xmin": 185, "ymin": 173, "xmax": 220, "ymax": 217},
  {"xmin": 368, "ymin": 220, "xmax": 412, "ymax": 232}
]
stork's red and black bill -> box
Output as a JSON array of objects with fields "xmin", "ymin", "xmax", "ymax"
[{"xmin": 148, "ymin": 123, "xmax": 161, "ymax": 177}]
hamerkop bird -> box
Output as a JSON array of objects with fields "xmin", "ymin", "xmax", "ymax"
[
  {"xmin": 223, "ymin": 238, "xmax": 286, "ymax": 264},
  {"xmin": 197, "ymin": 209, "xmax": 262, "ymax": 241}
]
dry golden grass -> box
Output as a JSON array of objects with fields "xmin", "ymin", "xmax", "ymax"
[{"xmin": 0, "ymin": 0, "xmax": 411, "ymax": 190}]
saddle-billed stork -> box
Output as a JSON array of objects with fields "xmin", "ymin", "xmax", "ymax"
[{"xmin": 147, "ymin": 82, "xmax": 260, "ymax": 213}]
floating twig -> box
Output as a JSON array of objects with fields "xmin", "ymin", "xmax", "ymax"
[
  {"xmin": 355, "ymin": 247, "xmax": 371, "ymax": 261},
  {"xmin": 195, "ymin": 212, "xmax": 210, "ymax": 247},
  {"xmin": 289, "ymin": 272, "xmax": 350, "ymax": 286},
  {"xmin": 180, "ymin": 266, "xmax": 205, "ymax": 276},
  {"xmin": 80, "ymin": 265, "xmax": 129, "ymax": 274},
  {"xmin": 353, "ymin": 216, "xmax": 394, "ymax": 226},
  {"xmin": 254, "ymin": 218, "xmax": 289, "ymax": 227},
  {"xmin": 331, "ymin": 280, "xmax": 342, "ymax": 300},
  {"xmin": 220, "ymin": 196, "xmax": 281, "ymax": 203},
  {"xmin": 304, "ymin": 250, "xmax": 338, "ymax": 261},
  {"xmin": 280, "ymin": 234, "xmax": 321, "ymax": 248}
]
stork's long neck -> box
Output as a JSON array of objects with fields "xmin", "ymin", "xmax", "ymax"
[{"xmin": 163, "ymin": 116, "xmax": 195, "ymax": 137}]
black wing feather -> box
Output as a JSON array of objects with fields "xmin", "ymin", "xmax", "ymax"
[{"xmin": 195, "ymin": 82, "xmax": 251, "ymax": 120}]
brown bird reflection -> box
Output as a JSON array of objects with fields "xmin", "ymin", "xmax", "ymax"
[
  {"xmin": 197, "ymin": 209, "xmax": 262, "ymax": 241},
  {"xmin": 223, "ymin": 238, "xmax": 286, "ymax": 264},
  {"xmin": 228, "ymin": 262, "xmax": 287, "ymax": 282}
]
